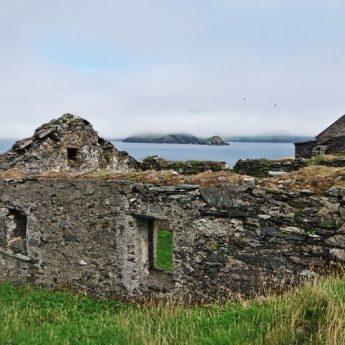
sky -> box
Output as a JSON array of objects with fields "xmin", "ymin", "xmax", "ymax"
[{"xmin": 1, "ymin": 0, "xmax": 345, "ymax": 139}]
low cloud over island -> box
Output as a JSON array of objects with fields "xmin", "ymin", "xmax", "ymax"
[{"xmin": 1, "ymin": 0, "xmax": 345, "ymax": 139}]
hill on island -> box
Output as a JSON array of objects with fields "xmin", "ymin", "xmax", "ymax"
[
  {"xmin": 123, "ymin": 134, "xmax": 229, "ymax": 145},
  {"xmin": 122, "ymin": 134, "xmax": 312, "ymax": 145}
]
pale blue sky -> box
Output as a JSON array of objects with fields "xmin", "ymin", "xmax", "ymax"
[{"xmin": 1, "ymin": 0, "xmax": 345, "ymax": 138}]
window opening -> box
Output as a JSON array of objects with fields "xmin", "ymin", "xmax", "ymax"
[
  {"xmin": 8, "ymin": 209, "xmax": 27, "ymax": 254},
  {"xmin": 156, "ymin": 229, "xmax": 173, "ymax": 272},
  {"xmin": 67, "ymin": 148, "xmax": 78, "ymax": 161},
  {"xmin": 136, "ymin": 216, "xmax": 174, "ymax": 274},
  {"xmin": 147, "ymin": 219, "xmax": 155, "ymax": 271},
  {"xmin": 9, "ymin": 209, "xmax": 27, "ymax": 239}
]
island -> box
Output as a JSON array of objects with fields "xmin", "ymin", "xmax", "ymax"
[
  {"xmin": 122, "ymin": 134, "xmax": 229, "ymax": 145},
  {"xmin": 203, "ymin": 135, "xmax": 229, "ymax": 145}
]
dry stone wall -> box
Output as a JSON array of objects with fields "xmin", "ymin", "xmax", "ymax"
[
  {"xmin": 0, "ymin": 177, "xmax": 345, "ymax": 301},
  {"xmin": 295, "ymin": 141, "xmax": 317, "ymax": 159},
  {"xmin": 140, "ymin": 155, "xmax": 228, "ymax": 174},
  {"xmin": 233, "ymin": 158, "xmax": 307, "ymax": 177}
]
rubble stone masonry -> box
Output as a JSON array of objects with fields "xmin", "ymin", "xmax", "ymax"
[{"xmin": 1, "ymin": 177, "xmax": 345, "ymax": 301}]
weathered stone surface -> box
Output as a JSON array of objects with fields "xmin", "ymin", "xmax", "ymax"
[
  {"xmin": 329, "ymin": 248, "xmax": 345, "ymax": 262},
  {"xmin": 268, "ymin": 171, "xmax": 288, "ymax": 177},
  {"xmin": 140, "ymin": 155, "xmax": 228, "ymax": 175},
  {"xmin": 319, "ymin": 158, "xmax": 345, "ymax": 168},
  {"xmin": 339, "ymin": 207, "xmax": 345, "ymax": 220},
  {"xmin": 233, "ymin": 158, "xmax": 306, "ymax": 177},
  {"xmin": 0, "ymin": 114, "xmax": 138, "ymax": 174},
  {"xmin": 262, "ymin": 227, "xmax": 284, "ymax": 238},
  {"xmin": 201, "ymin": 188, "xmax": 236, "ymax": 209},
  {"xmin": 325, "ymin": 235, "xmax": 345, "ymax": 248},
  {"xmin": 326, "ymin": 187, "xmax": 345, "ymax": 197},
  {"xmin": 295, "ymin": 141, "xmax": 317, "ymax": 159},
  {"xmin": 0, "ymin": 177, "xmax": 344, "ymax": 302},
  {"xmin": 0, "ymin": 208, "xmax": 9, "ymax": 217},
  {"xmin": 0, "ymin": 162, "xmax": 10, "ymax": 170},
  {"xmin": 295, "ymin": 115, "xmax": 345, "ymax": 158},
  {"xmin": 242, "ymin": 177, "xmax": 256, "ymax": 189},
  {"xmin": 258, "ymin": 215, "xmax": 271, "ymax": 220},
  {"xmin": 281, "ymin": 226, "xmax": 304, "ymax": 234}
]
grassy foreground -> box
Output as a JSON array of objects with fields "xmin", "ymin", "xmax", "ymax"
[{"xmin": 0, "ymin": 277, "xmax": 344, "ymax": 345}]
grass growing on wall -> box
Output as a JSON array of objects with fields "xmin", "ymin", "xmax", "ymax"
[
  {"xmin": 0, "ymin": 277, "xmax": 345, "ymax": 344},
  {"xmin": 156, "ymin": 230, "xmax": 173, "ymax": 272}
]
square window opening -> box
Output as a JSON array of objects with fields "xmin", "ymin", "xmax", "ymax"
[{"xmin": 67, "ymin": 148, "xmax": 78, "ymax": 161}]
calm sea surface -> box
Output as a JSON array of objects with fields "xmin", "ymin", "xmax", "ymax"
[
  {"xmin": 112, "ymin": 141, "xmax": 294, "ymax": 166},
  {"xmin": 0, "ymin": 139, "xmax": 294, "ymax": 167}
]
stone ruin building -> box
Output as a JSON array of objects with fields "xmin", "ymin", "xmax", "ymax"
[
  {"xmin": 295, "ymin": 114, "xmax": 345, "ymax": 158},
  {"xmin": 0, "ymin": 113, "xmax": 138, "ymax": 174},
  {"xmin": 0, "ymin": 114, "xmax": 345, "ymax": 301}
]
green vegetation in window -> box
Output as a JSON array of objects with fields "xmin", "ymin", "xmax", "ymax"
[{"xmin": 156, "ymin": 230, "xmax": 173, "ymax": 272}]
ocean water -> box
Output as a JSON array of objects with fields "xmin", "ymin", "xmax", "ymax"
[
  {"xmin": 0, "ymin": 140, "xmax": 16, "ymax": 154},
  {"xmin": 0, "ymin": 139, "xmax": 294, "ymax": 167},
  {"xmin": 112, "ymin": 141, "xmax": 294, "ymax": 167}
]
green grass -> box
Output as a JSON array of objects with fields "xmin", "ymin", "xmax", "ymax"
[
  {"xmin": 156, "ymin": 230, "xmax": 173, "ymax": 272},
  {"xmin": 306, "ymin": 155, "xmax": 327, "ymax": 165},
  {"xmin": 0, "ymin": 277, "xmax": 345, "ymax": 344}
]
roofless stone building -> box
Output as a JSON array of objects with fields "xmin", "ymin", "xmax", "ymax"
[
  {"xmin": 0, "ymin": 113, "xmax": 138, "ymax": 174},
  {"xmin": 295, "ymin": 114, "xmax": 345, "ymax": 158}
]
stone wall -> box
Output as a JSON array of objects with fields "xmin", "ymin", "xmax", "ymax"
[
  {"xmin": 232, "ymin": 158, "xmax": 306, "ymax": 177},
  {"xmin": 319, "ymin": 158, "xmax": 345, "ymax": 167},
  {"xmin": 0, "ymin": 114, "xmax": 138, "ymax": 174},
  {"xmin": 1, "ymin": 177, "xmax": 345, "ymax": 301},
  {"xmin": 322, "ymin": 136, "xmax": 345, "ymax": 155},
  {"xmin": 0, "ymin": 179, "xmax": 133, "ymax": 298},
  {"xmin": 140, "ymin": 155, "xmax": 228, "ymax": 174},
  {"xmin": 295, "ymin": 135, "xmax": 345, "ymax": 159},
  {"xmin": 295, "ymin": 140, "xmax": 317, "ymax": 159},
  {"xmin": 0, "ymin": 179, "xmax": 198, "ymax": 299}
]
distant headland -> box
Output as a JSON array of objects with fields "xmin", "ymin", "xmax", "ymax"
[
  {"xmin": 122, "ymin": 134, "xmax": 229, "ymax": 145},
  {"xmin": 121, "ymin": 134, "xmax": 312, "ymax": 145}
]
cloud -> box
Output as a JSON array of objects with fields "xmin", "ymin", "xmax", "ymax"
[{"xmin": 0, "ymin": 0, "xmax": 345, "ymax": 139}]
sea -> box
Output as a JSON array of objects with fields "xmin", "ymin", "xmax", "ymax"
[{"xmin": 0, "ymin": 139, "xmax": 294, "ymax": 167}]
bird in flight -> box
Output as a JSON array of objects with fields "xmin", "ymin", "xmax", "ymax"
[
  {"xmin": 243, "ymin": 97, "xmax": 246, "ymax": 101},
  {"xmin": 274, "ymin": 104, "xmax": 277, "ymax": 107}
]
